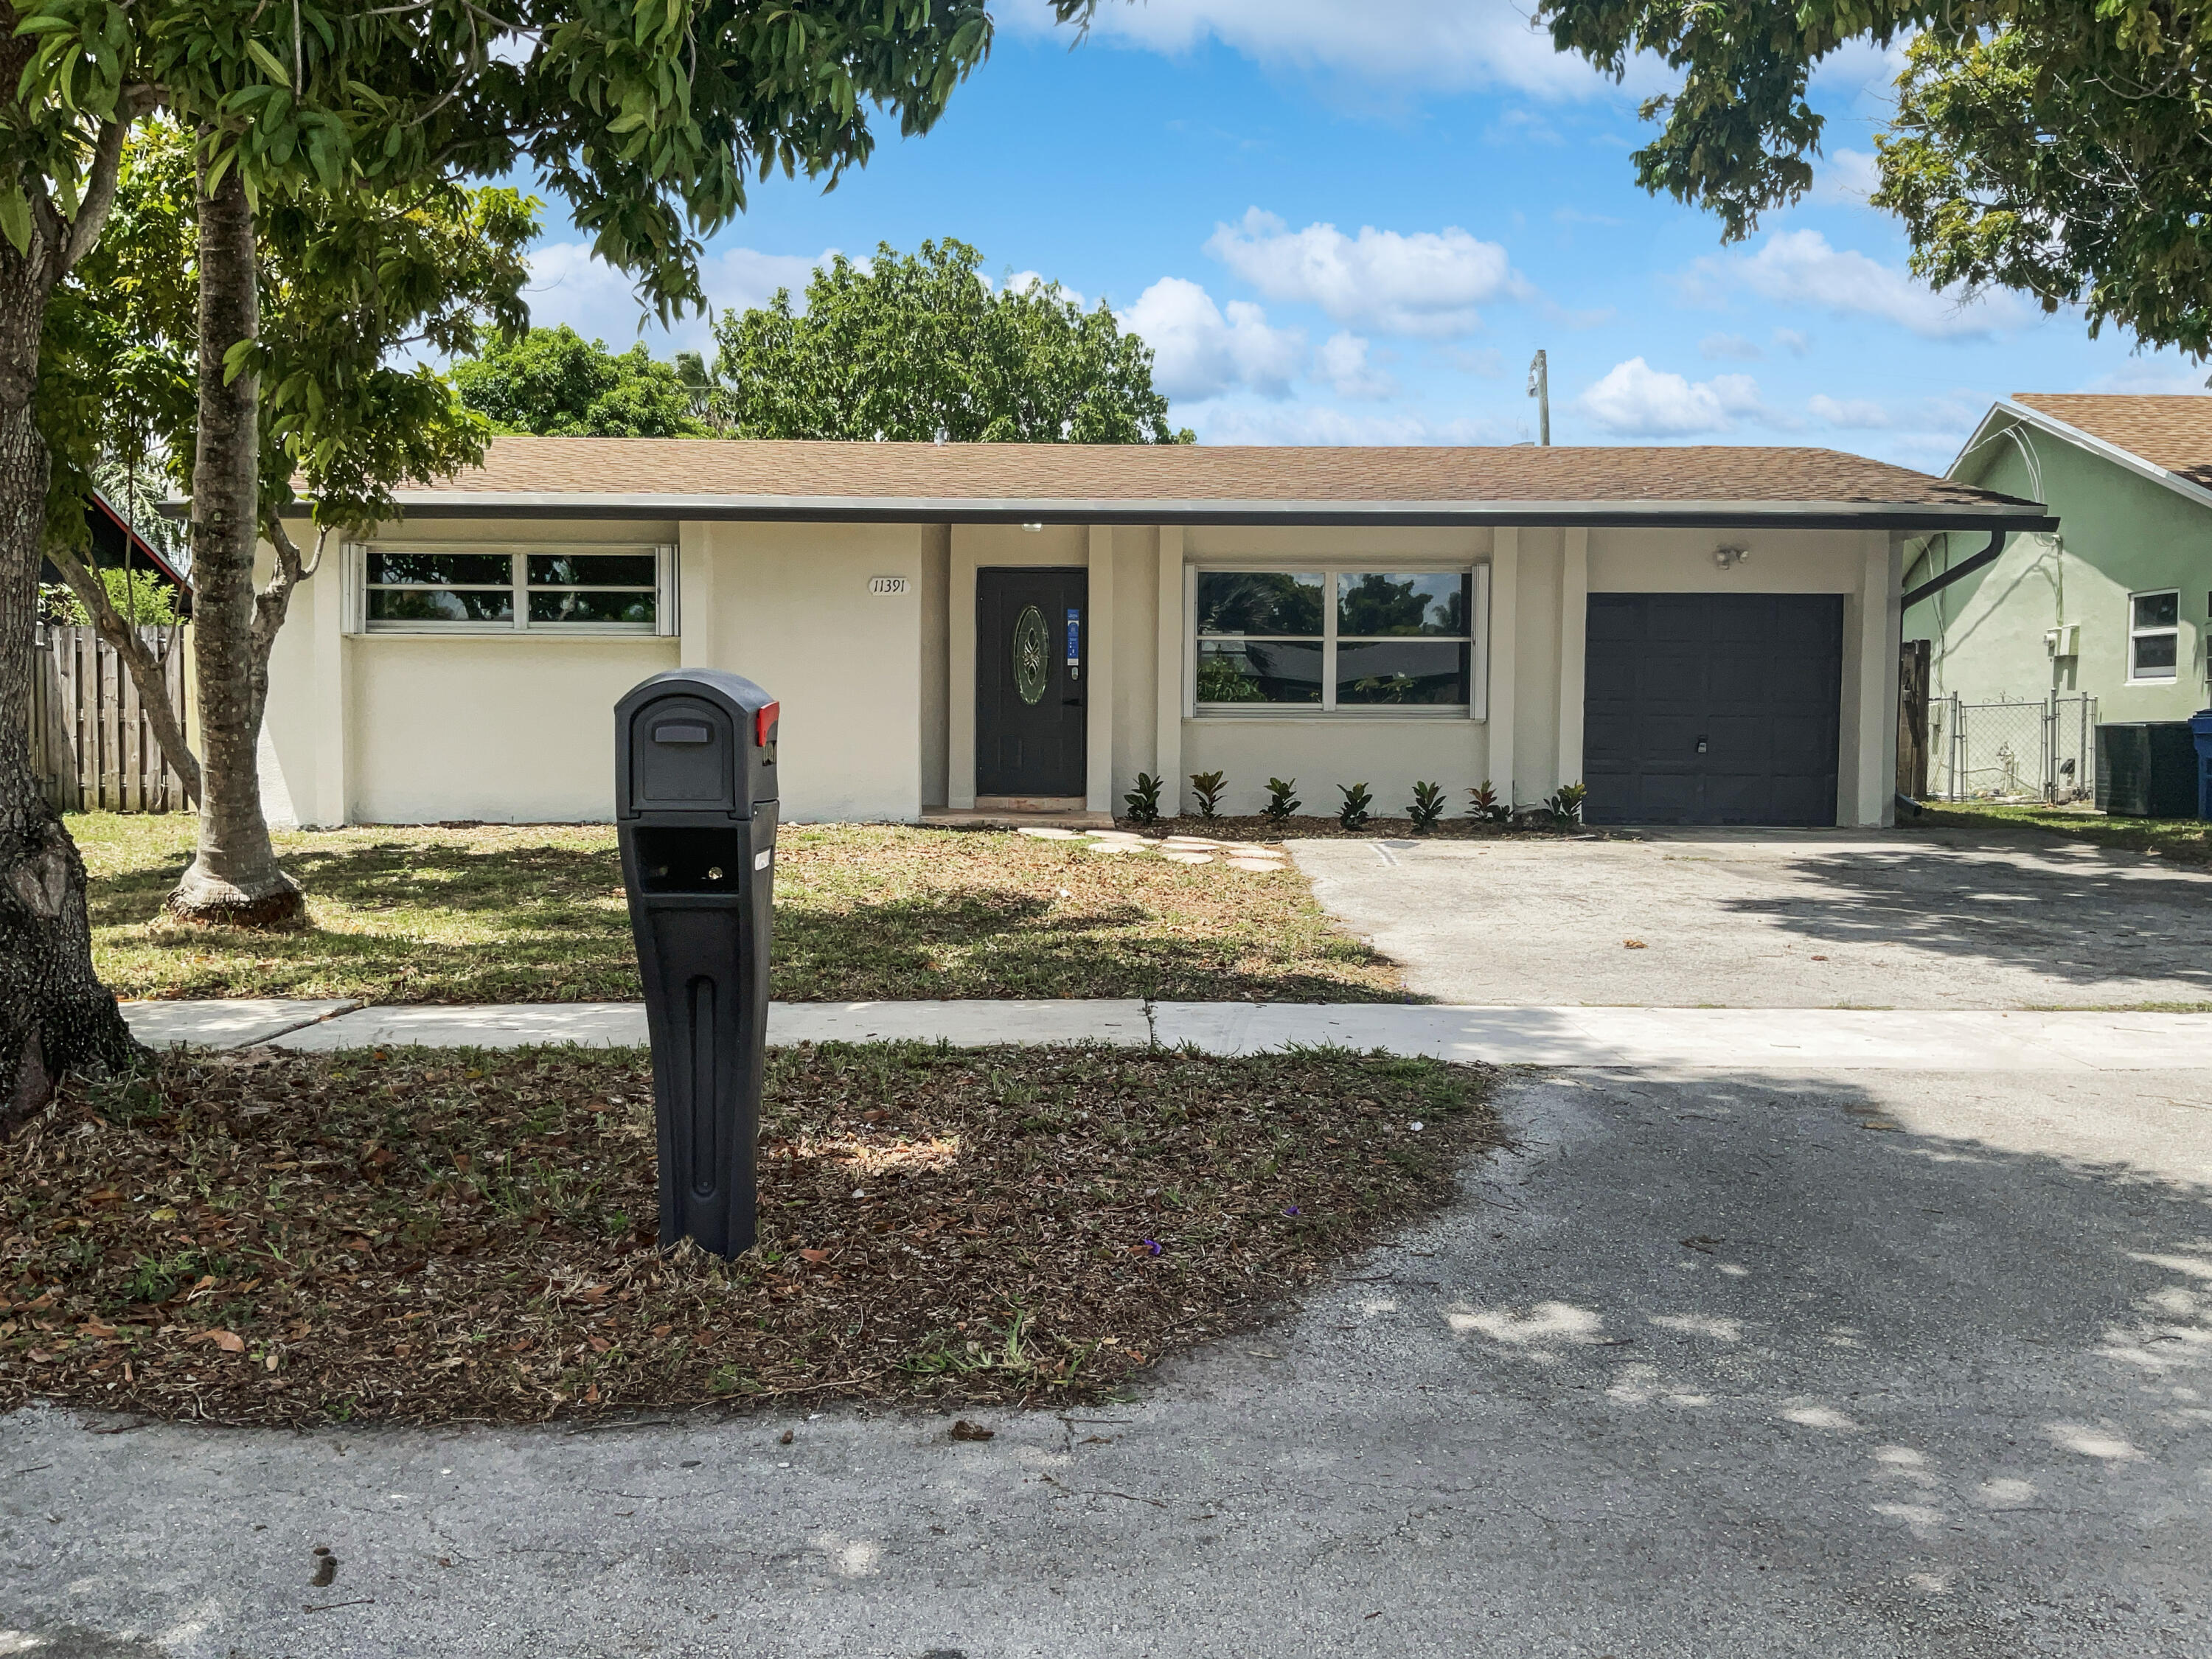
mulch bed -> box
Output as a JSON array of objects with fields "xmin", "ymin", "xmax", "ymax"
[{"xmin": 0, "ymin": 1043, "xmax": 1498, "ymax": 1427}]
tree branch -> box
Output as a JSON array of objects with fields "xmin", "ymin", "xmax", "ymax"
[
  {"xmin": 62, "ymin": 88, "xmax": 164, "ymax": 274},
  {"xmin": 46, "ymin": 540, "xmax": 203, "ymax": 804},
  {"xmin": 247, "ymin": 514, "xmax": 324, "ymax": 735}
]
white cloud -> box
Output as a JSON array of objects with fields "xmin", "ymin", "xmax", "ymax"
[
  {"xmin": 1316, "ymin": 332, "xmax": 1397, "ymax": 400},
  {"xmin": 1123, "ymin": 276, "xmax": 1306, "ymax": 400},
  {"xmin": 521, "ymin": 242, "xmax": 829, "ymax": 353},
  {"xmin": 1204, "ymin": 207, "xmax": 1523, "ymax": 338},
  {"xmin": 1576, "ymin": 357, "xmax": 1763, "ymax": 437},
  {"xmin": 1772, "ymin": 327, "xmax": 1812, "ymax": 357},
  {"xmin": 1808, "ymin": 394, "xmax": 1892, "ymax": 428},
  {"xmin": 1700, "ymin": 332, "xmax": 1762, "ymax": 362},
  {"xmin": 1006, "ymin": 0, "xmax": 1645, "ymax": 100},
  {"xmin": 1812, "ymin": 148, "xmax": 1882, "ymax": 206},
  {"xmin": 1689, "ymin": 230, "xmax": 2032, "ymax": 340}
]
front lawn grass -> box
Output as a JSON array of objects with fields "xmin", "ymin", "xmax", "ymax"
[
  {"xmin": 0, "ymin": 1043, "xmax": 1498, "ymax": 1426},
  {"xmin": 76, "ymin": 816, "xmax": 1404, "ymax": 1004},
  {"xmin": 1919, "ymin": 801, "xmax": 2212, "ymax": 867}
]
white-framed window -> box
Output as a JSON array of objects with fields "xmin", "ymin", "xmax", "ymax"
[
  {"xmin": 2128, "ymin": 588, "xmax": 2180, "ymax": 682},
  {"xmin": 344, "ymin": 542, "xmax": 678, "ymax": 636},
  {"xmin": 1188, "ymin": 565, "xmax": 1487, "ymax": 717}
]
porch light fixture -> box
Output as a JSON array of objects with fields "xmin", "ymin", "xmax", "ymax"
[{"xmin": 1020, "ymin": 521, "xmax": 1044, "ymax": 532}]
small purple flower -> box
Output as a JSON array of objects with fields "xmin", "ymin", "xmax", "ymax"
[
  {"xmin": 1144, "ymin": 1238, "xmax": 1162, "ymax": 1255},
  {"xmin": 1283, "ymin": 1206, "xmax": 1299, "ymax": 1216}
]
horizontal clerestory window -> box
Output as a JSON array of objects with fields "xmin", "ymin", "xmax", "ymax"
[{"xmin": 348, "ymin": 544, "xmax": 677, "ymax": 636}]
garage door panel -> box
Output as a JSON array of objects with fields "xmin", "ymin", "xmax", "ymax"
[
  {"xmin": 1583, "ymin": 593, "xmax": 1841, "ymax": 827},
  {"xmin": 1636, "ymin": 658, "xmax": 1706, "ymax": 703}
]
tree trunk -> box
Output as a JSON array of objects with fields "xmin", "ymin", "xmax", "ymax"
[
  {"xmin": 0, "ymin": 249, "xmax": 142, "ymax": 1133},
  {"xmin": 168, "ymin": 150, "xmax": 302, "ymax": 928}
]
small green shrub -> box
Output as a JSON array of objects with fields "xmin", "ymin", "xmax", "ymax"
[
  {"xmin": 1337, "ymin": 782, "xmax": 1373, "ymax": 831},
  {"xmin": 1263, "ymin": 777, "xmax": 1301, "ymax": 825},
  {"xmin": 1544, "ymin": 781, "xmax": 1588, "ymax": 826},
  {"xmin": 1189, "ymin": 770, "xmax": 1227, "ymax": 818},
  {"xmin": 1408, "ymin": 781, "xmax": 1447, "ymax": 832},
  {"xmin": 1467, "ymin": 780, "xmax": 1509, "ymax": 824},
  {"xmin": 1123, "ymin": 772, "xmax": 1164, "ymax": 825}
]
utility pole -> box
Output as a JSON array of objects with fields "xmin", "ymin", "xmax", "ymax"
[{"xmin": 1527, "ymin": 349, "xmax": 1550, "ymax": 446}]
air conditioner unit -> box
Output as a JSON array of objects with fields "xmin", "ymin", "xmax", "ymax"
[{"xmin": 2045, "ymin": 624, "xmax": 2080, "ymax": 658}]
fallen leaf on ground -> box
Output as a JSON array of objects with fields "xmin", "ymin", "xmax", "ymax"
[{"xmin": 950, "ymin": 1420, "xmax": 995, "ymax": 1441}]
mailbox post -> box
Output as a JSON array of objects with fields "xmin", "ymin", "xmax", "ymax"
[{"xmin": 615, "ymin": 669, "xmax": 780, "ymax": 1257}]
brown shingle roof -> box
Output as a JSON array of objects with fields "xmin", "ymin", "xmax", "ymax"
[
  {"xmin": 388, "ymin": 438, "xmax": 2047, "ymax": 528},
  {"xmin": 2011, "ymin": 394, "xmax": 2212, "ymax": 490}
]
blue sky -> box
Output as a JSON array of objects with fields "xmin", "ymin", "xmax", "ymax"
[{"xmin": 517, "ymin": 0, "xmax": 2206, "ymax": 472}]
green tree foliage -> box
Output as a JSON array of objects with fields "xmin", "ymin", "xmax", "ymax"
[
  {"xmin": 44, "ymin": 124, "xmax": 535, "ymax": 550},
  {"xmin": 38, "ymin": 120, "xmax": 537, "ymax": 807},
  {"xmin": 452, "ymin": 326, "xmax": 707, "ymax": 437},
  {"xmin": 1534, "ymin": 0, "xmax": 2212, "ymax": 356},
  {"xmin": 45, "ymin": 567, "xmax": 181, "ymax": 627},
  {"xmin": 709, "ymin": 239, "xmax": 1193, "ymax": 442}
]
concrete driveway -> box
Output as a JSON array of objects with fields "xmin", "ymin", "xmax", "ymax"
[
  {"xmin": 7, "ymin": 1062, "xmax": 2209, "ymax": 1658},
  {"xmin": 1292, "ymin": 825, "xmax": 2212, "ymax": 1009}
]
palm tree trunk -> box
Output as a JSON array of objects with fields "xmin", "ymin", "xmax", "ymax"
[
  {"xmin": 167, "ymin": 147, "xmax": 302, "ymax": 928},
  {"xmin": 0, "ymin": 248, "xmax": 141, "ymax": 1132}
]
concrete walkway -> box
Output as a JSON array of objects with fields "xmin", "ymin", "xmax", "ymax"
[{"xmin": 121, "ymin": 996, "xmax": 2212, "ymax": 1073}]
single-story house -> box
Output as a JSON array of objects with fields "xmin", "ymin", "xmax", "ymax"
[
  {"xmin": 1914, "ymin": 395, "xmax": 2212, "ymax": 719},
  {"xmin": 259, "ymin": 439, "xmax": 2048, "ymax": 831}
]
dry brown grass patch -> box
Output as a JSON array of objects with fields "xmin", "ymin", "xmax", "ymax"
[{"xmin": 1, "ymin": 1043, "xmax": 1498, "ymax": 1427}]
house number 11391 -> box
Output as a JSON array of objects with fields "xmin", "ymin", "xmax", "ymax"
[{"xmin": 868, "ymin": 575, "xmax": 911, "ymax": 595}]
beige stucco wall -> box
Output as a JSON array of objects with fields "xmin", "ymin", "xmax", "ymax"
[
  {"xmin": 679, "ymin": 519, "xmax": 931, "ymax": 822},
  {"xmin": 351, "ymin": 635, "xmax": 675, "ymax": 822},
  {"xmin": 258, "ymin": 507, "xmax": 1900, "ymax": 830}
]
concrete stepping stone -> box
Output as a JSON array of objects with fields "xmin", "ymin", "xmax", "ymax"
[
  {"xmin": 1015, "ymin": 827, "xmax": 1083, "ymax": 840},
  {"xmin": 1160, "ymin": 835, "xmax": 1224, "ymax": 849},
  {"xmin": 1161, "ymin": 850, "xmax": 1215, "ymax": 864},
  {"xmin": 1083, "ymin": 840, "xmax": 1139, "ymax": 855}
]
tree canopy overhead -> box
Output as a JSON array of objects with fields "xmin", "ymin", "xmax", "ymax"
[
  {"xmin": 453, "ymin": 326, "xmax": 708, "ymax": 438},
  {"xmin": 1534, "ymin": 0, "xmax": 2212, "ymax": 357},
  {"xmin": 709, "ymin": 238, "xmax": 1193, "ymax": 442}
]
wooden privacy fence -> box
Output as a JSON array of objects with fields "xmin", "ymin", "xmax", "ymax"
[{"xmin": 32, "ymin": 622, "xmax": 192, "ymax": 813}]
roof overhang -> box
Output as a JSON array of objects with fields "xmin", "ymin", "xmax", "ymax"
[
  {"xmin": 347, "ymin": 492, "xmax": 2057, "ymax": 533},
  {"xmin": 1951, "ymin": 397, "xmax": 2212, "ymax": 515}
]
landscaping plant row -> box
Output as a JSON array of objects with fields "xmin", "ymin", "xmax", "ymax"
[{"xmin": 1124, "ymin": 771, "xmax": 1590, "ymax": 832}]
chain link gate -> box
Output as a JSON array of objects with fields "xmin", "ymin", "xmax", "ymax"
[{"xmin": 1930, "ymin": 693, "xmax": 2098, "ymax": 803}]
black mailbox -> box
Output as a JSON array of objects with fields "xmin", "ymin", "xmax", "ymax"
[{"xmin": 615, "ymin": 669, "xmax": 780, "ymax": 1257}]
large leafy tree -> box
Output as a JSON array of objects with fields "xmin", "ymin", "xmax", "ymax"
[
  {"xmin": 711, "ymin": 238, "xmax": 1193, "ymax": 442},
  {"xmin": 0, "ymin": 1, "xmax": 1096, "ymax": 1119},
  {"xmin": 1535, "ymin": 0, "xmax": 2212, "ymax": 356},
  {"xmin": 453, "ymin": 326, "xmax": 706, "ymax": 437},
  {"xmin": 41, "ymin": 122, "xmax": 536, "ymax": 836}
]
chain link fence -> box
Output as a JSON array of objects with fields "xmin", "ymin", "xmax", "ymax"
[{"xmin": 1928, "ymin": 694, "xmax": 2098, "ymax": 803}]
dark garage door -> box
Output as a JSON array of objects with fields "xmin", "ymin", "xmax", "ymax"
[{"xmin": 1583, "ymin": 593, "xmax": 1843, "ymax": 826}]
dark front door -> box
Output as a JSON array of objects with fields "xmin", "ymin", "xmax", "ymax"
[
  {"xmin": 977, "ymin": 567, "xmax": 1088, "ymax": 797},
  {"xmin": 1583, "ymin": 593, "xmax": 1843, "ymax": 826}
]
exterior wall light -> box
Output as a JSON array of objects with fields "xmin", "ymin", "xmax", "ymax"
[{"xmin": 1020, "ymin": 522, "xmax": 1044, "ymax": 532}]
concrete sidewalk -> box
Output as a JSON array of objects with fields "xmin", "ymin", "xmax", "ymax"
[{"xmin": 120, "ymin": 995, "xmax": 2212, "ymax": 1073}]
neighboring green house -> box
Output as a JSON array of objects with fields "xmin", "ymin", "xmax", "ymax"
[{"xmin": 1910, "ymin": 395, "xmax": 2211, "ymax": 797}]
